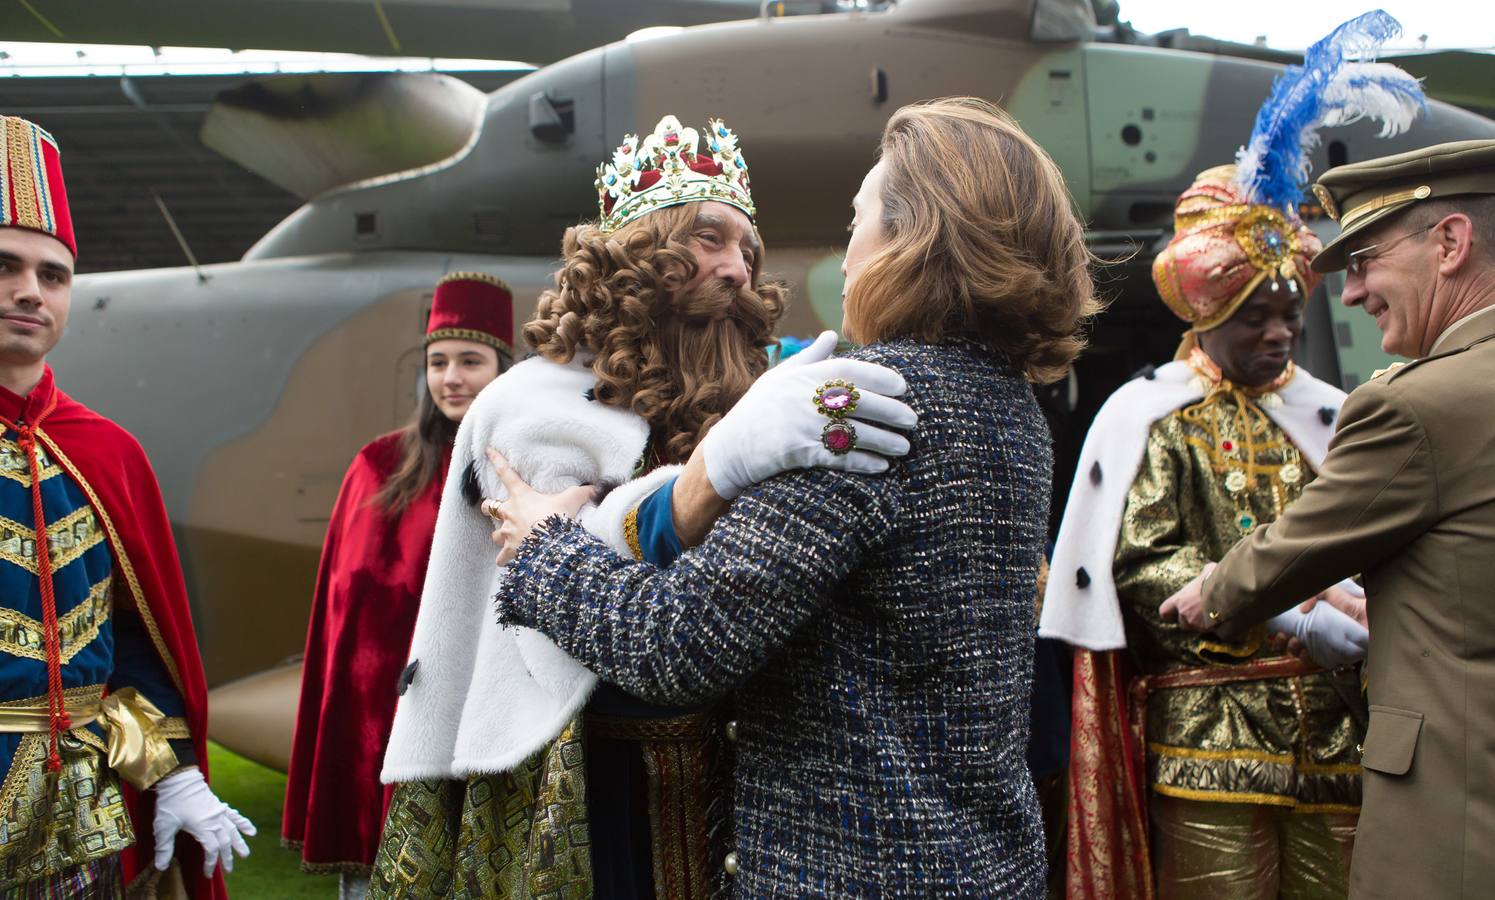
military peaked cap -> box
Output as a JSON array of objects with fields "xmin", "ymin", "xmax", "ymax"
[{"xmin": 1311, "ymin": 139, "xmax": 1495, "ymax": 272}]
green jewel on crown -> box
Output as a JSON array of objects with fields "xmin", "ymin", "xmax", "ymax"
[{"xmin": 594, "ymin": 114, "xmax": 756, "ymax": 233}]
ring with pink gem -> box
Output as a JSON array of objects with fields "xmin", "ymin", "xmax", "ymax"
[
  {"xmin": 821, "ymin": 421, "xmax": 857, "ymax": 456},
  {"xmin": 813, "ymin": 379, "xmax": 859, "ymax": 419}
]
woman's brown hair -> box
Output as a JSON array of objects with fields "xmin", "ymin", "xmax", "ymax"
[
  {"xmin": 372, "ymin": 385, "xmax": 458, "ymax": 513},
  {"xmin": 523, "ymin": 203, "xmax": 786, "ymax": 462},
  {"xmin": 843, "ymin": 97, "xmax": 1103, "ymax": 383}
]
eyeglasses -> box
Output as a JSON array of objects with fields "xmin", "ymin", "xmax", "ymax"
[{"xmin": 1346, "ymin": 223, "xmax": 1435, "ymax": 276}]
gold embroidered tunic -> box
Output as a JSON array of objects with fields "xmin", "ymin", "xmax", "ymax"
[{"xmin": 1114, "ymin": 370, "xmax": 1364, "ymax": 812}]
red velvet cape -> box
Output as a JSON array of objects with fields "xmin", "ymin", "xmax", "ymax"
[
  {"xmin": 282, "ymin": 431, "xmax": 445, "ymax": 872},
  {"xmin": 2, "ymin": 367, "xmax": 224, "ymax": 899}
]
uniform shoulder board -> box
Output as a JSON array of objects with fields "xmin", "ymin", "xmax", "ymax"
[
  {"xmin": 1370, "ymin": 361, "xmax": 1406, "ymax": 381},
  {"xmin": 1381, "ymin": 336, "xmax": 1491, "ymax": 382}
]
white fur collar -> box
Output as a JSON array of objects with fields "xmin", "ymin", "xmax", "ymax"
[
  {"xmin": 1037, "ymin": 360, "xmax": 1346, "ymax": 651},
  {"xmin": 381, "ymin": 355, "xmax": 680, "ymax": 781}
]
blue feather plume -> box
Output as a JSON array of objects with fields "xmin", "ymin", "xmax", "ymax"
[{"xmin": 1235, "ymin": 10, "xmax": 1427, "ymax": 212}]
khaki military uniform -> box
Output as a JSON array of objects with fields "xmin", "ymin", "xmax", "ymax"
[{"xmin": 1205, "ymin": 307, "xmax": 1495, "ymax": 898}]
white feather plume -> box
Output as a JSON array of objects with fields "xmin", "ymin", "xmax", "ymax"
[{"xmin": 1320, "ymin": 62, "xmax": 1426, "ymax": 137}]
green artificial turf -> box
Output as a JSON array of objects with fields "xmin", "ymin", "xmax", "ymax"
[{"xmin": 206, "ymin": 742, "xmax": 338, "ymax": 899}]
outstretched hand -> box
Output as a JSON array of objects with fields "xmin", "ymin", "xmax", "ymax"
[
  {"xmin": 1158, "ymin": 563, "xmax": 1218, "ymax": 631},
  {"xmin": 482, "ymin": 448, "xmax": 598, "ymax": 566}
]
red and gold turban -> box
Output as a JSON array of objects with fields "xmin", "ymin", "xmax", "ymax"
[
  {"xmin": 1152, "ymin": 165, "xmax": 1321, "ymax": 332},
  {"xmin": 426, "ymin": 271, "xmax": 514, "ymax": 358},
  {"xmin": 1, "ymin": 116, "xmax": 76, "ymax": 259}
]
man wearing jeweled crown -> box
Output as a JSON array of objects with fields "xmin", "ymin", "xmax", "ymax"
[
  {"xmin": 1039, "ymin": 12, "xmax": 1428, "ymax": 900},
  {"xmin": 367, "ymin": 114, "xmax": 913, "ymax": 899},
  {"xmin": 0, "ymin": 115, "xmax": 254, "ymax": 898}
]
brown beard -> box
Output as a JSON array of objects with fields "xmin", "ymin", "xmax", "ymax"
[
  {"xmin": 522, "ymin": 207, "xmax": 787, "ymax": 463},
  {"xmin": 629, "ymin": 277, "xmax": 781, "ymax": 462}
]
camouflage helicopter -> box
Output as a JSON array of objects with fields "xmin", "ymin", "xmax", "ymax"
[{"xmin": 18, "ymin": 0, "xmax": 1495, "ymax": 768}]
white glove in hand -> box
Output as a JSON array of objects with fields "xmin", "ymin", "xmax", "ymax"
[
  {"xmin": 1266, "ymin": 600, "xmax": 1369, "ymax": 669},
  {"xmin": 701, "ymin": 331, "xmax": 917, "ymax": 500},
  {"xmin": 153, "ymin": 767, "xmax": 256, "ymax": 876}
]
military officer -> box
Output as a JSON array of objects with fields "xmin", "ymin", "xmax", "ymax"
[{"xmin": 1161, "ymin": 139, "xmax": 1495, "ymax": 899}]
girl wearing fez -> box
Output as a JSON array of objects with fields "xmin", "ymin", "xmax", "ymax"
[
  {"xmin": 283, "ymin": 272, "xmax": 513, "ymax": 899},
  {"xmin": 488, "ymin": 98, "xmax": 1101, "ymax": 896}
]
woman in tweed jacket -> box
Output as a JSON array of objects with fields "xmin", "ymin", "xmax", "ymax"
[{"xmin": 492, "ymin": 97, "xmax": 1101, "ymax": 897}]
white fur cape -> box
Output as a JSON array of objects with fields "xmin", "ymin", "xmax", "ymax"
[
  {"xmin": 1037, "ymin": 360, "xmax": 1346, "ymax": 651},
  {"xmin": 381, "ymin": 356, "xmax": 681, "ymax": 782}
]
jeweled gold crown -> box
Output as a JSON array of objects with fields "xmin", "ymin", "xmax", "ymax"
[{"xmin": 595, "ymin": 114, "xmax": 754, "ymax": 233}]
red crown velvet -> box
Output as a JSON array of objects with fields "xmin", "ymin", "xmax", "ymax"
[
  {"xmin": 1, "ymin": 116, "xmax": 76, "ymax": 259},
  {"xmin": 426, "ymin": 271, "xmax": 514, "ymax": 356},
  {"xmin": 595, "ymin": 115, "xmax": 753, "ymax": 233},
  {"xmin": 601, "ymin": 156, "xmax": 725, "ymax": 217}
]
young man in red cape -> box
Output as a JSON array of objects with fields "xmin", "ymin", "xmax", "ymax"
[{"xmin": 0, "ymin": 114, "xmax": 252, "ymax": 897}]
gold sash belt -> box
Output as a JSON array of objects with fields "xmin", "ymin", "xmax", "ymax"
[{"xmin": 0, "ymin": 687, "xmax": 179, "ymax": 788}]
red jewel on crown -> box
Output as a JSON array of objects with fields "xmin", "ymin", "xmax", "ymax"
[
  {"xmin": 1221, "ymin": 440, "xmax": 1235, "ymax": 452},
  {"xmin": 595, "ymin": 115, "xmax": 756, "ymax": 233}
]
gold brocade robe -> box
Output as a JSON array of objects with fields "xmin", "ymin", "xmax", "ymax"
[{"xmin": 1114, "ymin": 380, "xmax": 1365, "ymax": 812}]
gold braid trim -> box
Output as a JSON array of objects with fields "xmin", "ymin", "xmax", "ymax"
[
  {"xmin": 0, "ymin": 683, "xmax": 104, "ymax": 709},
  {"xmin": 424, "ymin": 327, "xmax": 513, "ymax": 358},
  {"xmin": 0, "ymin": 120, "xmax": 10, "ymax": 229},
  {"xmin": 6, "ymin": 117, "xmax": 41, "ymax": 230},
  {"xmin": 1291, "ymin": 802, "xmax": 1364, "ymax": 815},
  {"xmin": 30, "ymin": 124, "xmax": 54, "ymax": 232},
  {"xmin": 0, "ymin": 504, "xmax": 105, "ymax": 576},
  {"xmin": 437, "ymin": 270, "xmax": 511, "ymax": 292},
  {"xmin": 0, "ymin": 733, "xmax": 45, "ymax": 822},
  {"xmin": 1152, "ymin": 784, "xmax": 1301, "ymax": 807},
  {"xmin": 623, "ymin": 506, "xmax": 644, "ymax": 561},
  {"xmin": 36, "ymin": 429, "xmax": 186, "ymax": 697},
  {"xmin": 1153, "ymin": 783, "xmax": 1360, "ymax": 814},
  {"xmin": 0, "ymin": 574, "xmax": 110, "ymax": 663},
  {"xmin": 0, "ymin": 435, "xmax": 62, "ymax": 486},
  {"xmin": 1340, "ymin": 187, "xmax": 1429, "ymax": 229},
  {"xmin": 157, "ymin": 716, "xmax": 191, "ymax": 739},
  {"xmin": 1148, "ymin": 742, "xmax": 1292, "ymax": 765}
]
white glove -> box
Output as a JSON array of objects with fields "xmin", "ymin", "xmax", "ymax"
[
  {"xmin": 1266, "ymin": 592, "xmax": 1369, "ymax": 669},
  {"xmin": 153, "ymin": 767, "xmax": 256, "ymax": 876},
  {"xmin": 700, "ymin": 331, "xmax": 918, "ymax": 500}
]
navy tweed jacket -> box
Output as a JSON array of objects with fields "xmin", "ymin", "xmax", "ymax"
[{"xmin": 497, "ymin": 337, "xmax": 1052, "ymax": 897}]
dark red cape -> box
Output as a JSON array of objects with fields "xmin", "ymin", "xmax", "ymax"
[
  {"xmin": 2, "ymin": 367, "xmax": 224, "ymax": 899},
  {"xmin": 282, "ymin": 431, "xmax": 445, "ymax": 872}
]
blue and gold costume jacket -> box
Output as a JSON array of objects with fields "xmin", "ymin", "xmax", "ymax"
[{"xmin": 0, "ymin": 428, "xmax": 192, "ymax": 888}]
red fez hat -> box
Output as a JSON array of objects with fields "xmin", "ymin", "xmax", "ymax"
[
  {"xmin": 427, "ymin": 271, "xmax": 514, "ymax": 357},
  {"xmin": 1, "ymin": 116, "xmax": 76, "ymax": 259}
]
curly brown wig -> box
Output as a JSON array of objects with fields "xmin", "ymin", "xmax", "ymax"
[{"xmin": 523, "ymin": 203, "xmax": 787, "ymax": 462}]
